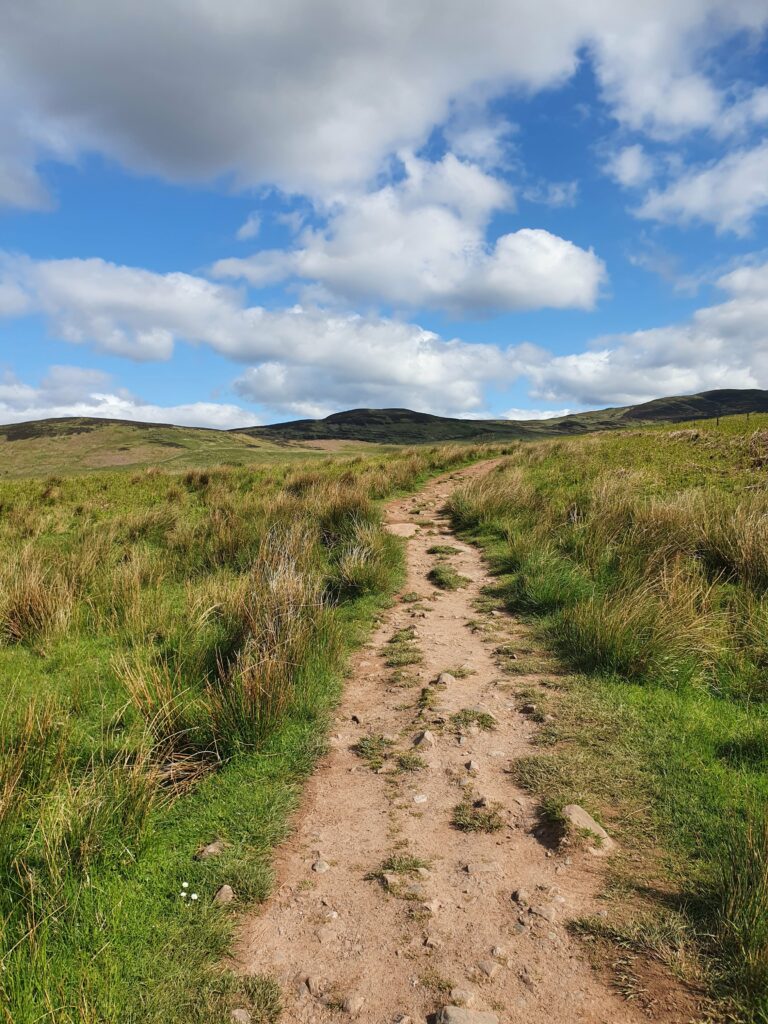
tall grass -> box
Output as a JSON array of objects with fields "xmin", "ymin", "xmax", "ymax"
[
  {"xmin": 448, "ymin": 417, "xmax": 768, "ymax": 1019},
  {"xmin": 0, "ymin": 441, "xmax": 499, "ymax": 1023}
]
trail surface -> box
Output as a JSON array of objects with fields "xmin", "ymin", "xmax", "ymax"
[{"xmin": 234, "ymin": 462, "xmax": 685, "ymax": 1023}]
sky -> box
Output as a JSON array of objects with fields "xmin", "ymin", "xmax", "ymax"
[{"xmin": 1, "ymin": 2, "xmax": 768, "ymax": 428}]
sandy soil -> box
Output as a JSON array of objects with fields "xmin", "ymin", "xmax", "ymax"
[{"xmin": 233, "ymin": 461, "xmax": 692, "ymax": 1024}]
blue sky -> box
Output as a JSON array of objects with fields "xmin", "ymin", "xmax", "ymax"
[{"xmin": 1, "ymin": 1, "xmax": 768, "ymax": 427}]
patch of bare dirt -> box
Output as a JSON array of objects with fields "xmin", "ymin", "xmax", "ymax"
[{"xmin": 232, "ymin": 461, "xmax": 695, "ymax": 1023}]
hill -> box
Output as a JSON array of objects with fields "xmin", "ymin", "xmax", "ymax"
[
  {"xmin": 3, "ymin": 388, "xmax": 768, "ymax": 476},
  {"xmin": 237, "ymin": 388, "xmax": 768, "ymax": 443},
  {"xmin": 0, "ymin": 416, "xmax": 325, "ymax": 478}
]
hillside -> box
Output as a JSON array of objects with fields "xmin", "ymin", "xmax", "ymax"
[
  {"xmin": 0, "ymin": 417, "xmax": 323, "ymax": 478},
  {"xmin": 237, "ymin": 388, "xmax": 768, "ymax": 443},
  {"xmin": 3, "ymin": 388, "xmax": 768, "ymax": 476}
]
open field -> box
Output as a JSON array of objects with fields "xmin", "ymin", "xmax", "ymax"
[
  {"xmin": 447, "ymin": 413, "xmax": 768, "ymax": 1022},
  {"xmin": 0, "ymin": 418, "xmax": 387, "ymax": 478},
  {"xmin": 0, "ymin": 443, "xmax": 505, "ymax": 1023}
]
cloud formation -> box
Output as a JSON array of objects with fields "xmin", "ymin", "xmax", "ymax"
[
  {"xmin": 638, "ymin": 141, "xmax": 768, "ymax": 235},
  {"xmin": 213, "ymin": 154, "xmax": 605, "ymax": 314},
  {"xmin": 0, "ymin": 1, "xmax": 766, "ymax": 206},
  {"xmin": 0, "ymin": 365, "xmax": 255, "ymax": 428}
]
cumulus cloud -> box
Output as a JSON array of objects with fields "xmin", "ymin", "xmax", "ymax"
[
  {"xmin": 503, "ymin": 407, "xmax": 574, "ymax": 420},
  {"xmin": 0, "ymin": 253, "xmax": 523, "ymax": 416},
  {"xmin": 213, "ymin": 154, "xmax": 605, "ymax": 313},
  {"xmin": 605, "ymin": 144, "xmax": 655, "ymax": 188},
  {"xmin": 637, "ymin": 141, "xmax": 768, "ymax": 234},
  {"xmin": 236, "ymin": 213, "xmax": 261, "ymax": 241},
  {"xmin": 525, "ymin": 259, "xmax": 768, "ymax": 406},
  {"xmin": 0, "ymin": 1, "xmax": 766, "ymax": 204},
  {"xmin": 0, "ymin": 365, "xmax": 256, "ymax": 428}
]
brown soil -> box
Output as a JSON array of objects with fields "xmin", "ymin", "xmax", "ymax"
[{"xmin": 233, "ymin": 461, "xmax": 695, "ymax": 1023}]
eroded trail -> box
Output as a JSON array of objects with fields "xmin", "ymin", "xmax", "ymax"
[{"xmin": 234, "ymin": 462, "xmax": 660, "ymax": 1023}]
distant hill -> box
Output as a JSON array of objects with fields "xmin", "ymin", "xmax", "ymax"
[
  {"xmin": 2, "ymin": 388, "xmax": 768, "ymax": 477},
  {"xmin": 237, "ymin": 389, "xmax": 768, "ymax": 443}
]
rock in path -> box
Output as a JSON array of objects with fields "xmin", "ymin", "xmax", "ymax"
[
  {"xmin": 438, "ymin": 1009, "xmax": 499, "ymax": 1024},
  {"xmin": 562, "ymin": 804, "xmax": 616, "ymax": 853}
]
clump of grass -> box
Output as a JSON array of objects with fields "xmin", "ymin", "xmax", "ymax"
[
  {"xmin": 442, "ymin": 665, "xmax": 475, "ymax": 679},
  {"xmin": 395, "ymin": 751, "xmax": 426, "ymax": 773},
  {"xmin": 384, "ymin": 625, "xmax": 422, "ymax": 667},
  {"xmin": 450, "ymin": 708, "xmax": 496, "ymax": 732},
  {"xmin": 428, "ymin": 564, "xmax": 470, "ymax": 591},
  {"xmin": 352, "ymin": 733, "xmax": 394, "ymax": 770},
  {"xmin": 452, "ymin": 792, "xmax": 505, "ymax": 833},
  {"xmin": 372, "ymin": 853, "xmax": 431, "ymax": 877},
  {"xmin": 401, "ymin": 591, "xmax": 421, "ymax": 603},
  {"xmin": 713, "ymin": 810, "xmax": 768, "ymax": 1002},
  {"xmin": 417, "ymin": 687, "xmax": 439, "ymax": 711},
  {"xmin": 427, "ymin": 544, "xmax": 460, "ymax": 555},
  {"xmin": 242, "ymin": 973, "xmax": 283, "ymax": 1024}
]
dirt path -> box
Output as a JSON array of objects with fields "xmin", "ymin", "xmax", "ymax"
[{"xmin": 233, "ymin": 462, "xmax": 675, "ymax": 1023}]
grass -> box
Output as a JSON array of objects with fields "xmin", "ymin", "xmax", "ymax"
[
  {"xmin": 451, "ymin": 792, "xmax": 504, "ymax": 833},
  {"xmin": 447, "ymin": 412, "xmax": 768, "ymax": 1021},
  {"xmin": 372, "ymin": 853, "xmax": 431, "ymax": 877},
  {"xmin": 394, "ymin": 751, "xmax": 426, "ymax": 773},
  {"xmin": 384, "ymin": 625, "xmax": 423, "ymax": 667},
  {"xmin": 0, "ymin": 441, "xmax": 500, "ymax": 1023},
  {"xmin": 427, "ymin": 564, "xmax": 469, "ymax": 591},
  {"xmin": 450, "ymin": 708, "xmax": 496, "ymax": 732},
  {"xmin": 427, "ymin": 544, "xmax": 460, "ymax": 555},
  {"xmin": 352, "ymin": 733, "xmax": 394, "ymax": 770}
]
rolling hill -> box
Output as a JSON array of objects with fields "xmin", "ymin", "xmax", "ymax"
[
  {"xmin": 1, "ymin": 388, "xmax": 767, "ymax": 476},
  {"xmin": 237, "ymin": 388, "xmax": 768, "ymax": 443}
]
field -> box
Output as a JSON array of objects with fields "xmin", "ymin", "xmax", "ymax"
[
  {"xmin": 447, "ymin": 413, "xmax": 768, "ymax": 1022},
  {"xmin": 0, "ymin": 418, "xmax": 380, "ymax": 478},
  {"xmin": 0, "ymin": 443, "xmax": 501, "ymax": 1023}
]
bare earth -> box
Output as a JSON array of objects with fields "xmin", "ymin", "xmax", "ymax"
[{"xmin": 233, "ymin": 461, "xmax": 686, "ymax": 1023}]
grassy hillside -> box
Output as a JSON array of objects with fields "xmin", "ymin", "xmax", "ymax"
[
  {"xmin": 239, "ymin": 388, "xmax": 768, "ymax": 443},
  {"xmin": 0, "ymin": 443, "xmax": 500, "ymax": 1023},
  {"xmin": 0, "ymin": 417, "xmax": 339, "ymax": 478},
  {"xmin": 448, "ymin": 413, "xmax": 768, "ymax": 1021},
  {"xmin": 3, "ymin": 389, "xmax": 768, "ymax": 478}
]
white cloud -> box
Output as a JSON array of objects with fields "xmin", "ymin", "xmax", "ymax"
[
  {"xmin": 504, "ymin": 407, "xmax": 574, "ymax": 420},
  {"xmin": 524, "ymin": 259, "xmax": 768, "ymax": 406},
  {"xmin": 0, "ymin": 253, "xmax": 524, "ymax": 416},
  {"xmin": 605, "ymin": 144, "xmax": 655, "ymax": 188},
  {"xmin": 637, "ymin": 141, "xmax": 768, "ymax": 235},
  {"xmin": 0, "ymin": 365, "xmax": 256, "ymax": 428},
  {"xmin": 213, "ymin": 154, "xmax": 604, "ymax": 314},
  {"xmin": 642, "ymin": 143, "xmax": 768, "ymax": 236},
  {"xmin": 0, "ymin": 2, "xmax": 766, "ymax": 204},
  {"xmin": 236, "ymin": 212, "xmax": 261, "ymax": 241},
  {"xmin": 522, "ymin": 181, "xmax": 579, "ymax": 207},
  {"xmin": 8, "ymin": 247, "xmax": 768, "ymax": 424}
]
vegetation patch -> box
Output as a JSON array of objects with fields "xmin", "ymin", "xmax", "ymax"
[
  {"xmin": 427, "ymin": 544, "xmax": 460, "ymax": 555},
  {"xmin": 450, "ymin": 708, "xmax": 497, "ymax": 732},
  {"xmin": 0, "ymin": 442, "xmax": 495, "ymax": 1024},
  {"xmin": 427, "ymin": 564, "xmax": 470, "ymax": 591},
  {"xmin": 352, "ymin": 733, "xmax": 395, "ymax": 771},
  {"xmin": 446, "ymin": 413, "xmax": 768, "ymax": 1021},
  {"xmin": 452, "ymin": 792, "xmax": 505, "ymax": 833}
]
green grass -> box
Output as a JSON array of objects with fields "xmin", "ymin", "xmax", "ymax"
[
  {"xmin": 394, "ymin": 751, "xmax": 426, "ymax": 773},
  {"xmin": 352, "ymin": 733, "xmax": 395, "ymax": 770},
  {"xmin": 384, "ymin": 625, "xmax": 423, "ymax": 667},
  {"xmin": 450, "ymin": 708, "xmax": 496, "ymax": 731},
  {"xmin": 0, "ymin": 441, "xmax": 500, "ymax": 1023},
  {"xmin": 427, "ymin": 544, "xmax": 460, "ymax": 555},
  {"xmin": 451, "ymin": 792, "xmax": 504, "ymax": 833},
  {"xmin": 447, "ymin": 414, "xmax": 768, "ymax": 1021},
  {"xmin": 427, "ymin": 564, "xmax": 469, "ymax": 591}
]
